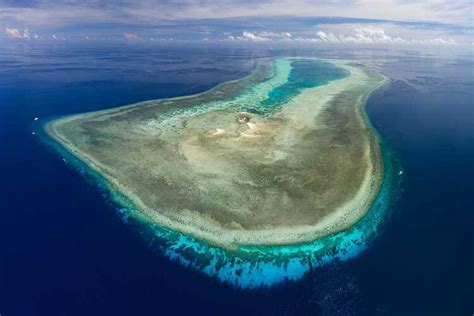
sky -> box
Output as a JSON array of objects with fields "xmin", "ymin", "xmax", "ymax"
[{"xmin": 0, "ymin": 0, "xmax": 473, "ymax": 46}]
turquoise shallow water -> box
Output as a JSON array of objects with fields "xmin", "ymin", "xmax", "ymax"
[
  {"xmin": 152, "ymin": 59, "xmax": 348, "ymax": 127},
  {"xmin": 259, "ymin": 59, "xmax": 349, "ymax": 113}
]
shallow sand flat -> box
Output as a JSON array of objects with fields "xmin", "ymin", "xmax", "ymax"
[{"xmin": 46, "ymin": 59, "xmax": 387, "ymax": 249}]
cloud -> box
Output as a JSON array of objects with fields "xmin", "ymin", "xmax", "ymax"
[
  {"xmin": 5, "ymin": 28, "xmax": 21, "ymax": 38},
  {"xmin": 421, "ymin": 37, "xmax": 456, "ymax": 45},
  {"xmin": 330, "ymin": 26, "xmax": 456, "ymax": 45},
  {"xmin": 22, "ymin": 28, "xmax": 30, "ymax": 39},
  {"xmin": 123, "ymin": 32, "xmax": 138, "ymax": 40},
  {"xmin": 225, "ymin": 27, "xmax": 458, "ymax": 46},
  {"xmin": 316, "ymin": 31, "xmax": 340, "ymax": 43},
  {"xmin": 226, "ymin": 31, "xmax": 270, "ymax": 41},
  {"xmin": 5, "ymin": 27, "xmax": 31, "ymax": 39},
  {"xmin": 1, "ymin": 2, "xmax": 470, "ymax": 45},
  {"xmin": 259, "ymin": 31, "xmax": 292, "ymax": 38},
  {"xmin": 242, "ymin": 31, "xmax": 269, "ymax": 41},
  {"xmin": 314, "ymin": 27, "xmax": 406, "ymax": 44},
  {"xmin": 226, "ymin": 31, "xmax": 294, "ymax": 42},
  {"xmin": 0, "ymin": 0, "xmax": 472, "ymax": 28}
]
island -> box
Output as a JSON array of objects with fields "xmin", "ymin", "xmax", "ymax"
[{"xmin": 45, "ymin": 58, "xmax": 387, "ymax": 250}]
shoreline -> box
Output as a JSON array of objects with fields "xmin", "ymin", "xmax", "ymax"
[{"xmin": 45, "ymin": 58, "xmax": 388, "ymax": 250}]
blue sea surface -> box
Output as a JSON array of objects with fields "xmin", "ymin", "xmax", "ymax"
[{"xmin": 0, "ymin": 42, "xmax": 472, "ymax": 315}]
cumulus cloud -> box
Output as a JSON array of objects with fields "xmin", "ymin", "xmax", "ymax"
[
  {"xmin": 226, "ymin": 31, "xmax": 270, "ymax": 41},
  {"xmin": 259, "ymin": 31, "xmax": 292, "ymax": 38},
  {"xmin": 315, "ymin": 27, "xmax": 456, "ymax": 45},
  {"xmin": 22, "ymin": 29, "xmax": 31, "ymax": 39},
  {"xmin": 420, "ymin": 37, "xmax": 456, "ymax": 45},
  {"xmin": 242, "ymin": 31, "xmax": 269, "ymax": 41},
  {"xmin": 314, "ymin": 27, "xmax": 405, "ymax": 44},
  {"xmin": 226, "ymin": 27, "xmax": 457, "ymax": 46},
  {"xmin": 123, "ymin": 32, "xmax": 138, "ymax": 40},
  {"xmin": 5, "ymin": 28, "xmax": 21, "ymax": 38},
  {"xmin": 316, "ymin": 31, "xmax": 340, "ymax": 43},
  {"xmin": 227, "ymin": 31, "xmax": 296, "ymax": 42},
  {"xmin": 5, "ymin": 27, "xmax": 31, "ymax": 39}
]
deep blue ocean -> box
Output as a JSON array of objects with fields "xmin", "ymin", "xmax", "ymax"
[{"xmin": 0, "ymin": 42, "xmax": 472, "ymax": 315}]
